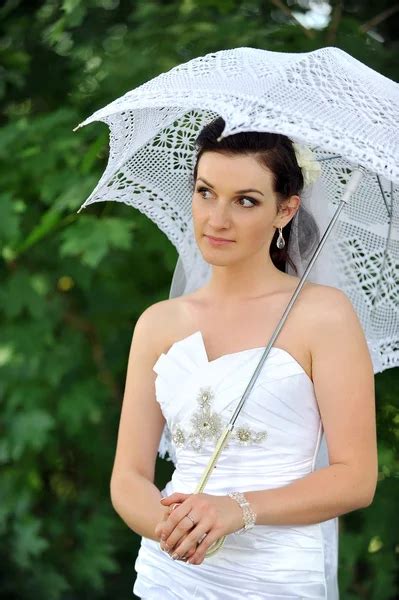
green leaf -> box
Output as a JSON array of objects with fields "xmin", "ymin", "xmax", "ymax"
[
  {"xmin": 12, "ymin": 516, "xmax": 50, "ymax": 569},
  {"xmin": 59, "ymin": 215, "xmax": 134, "ymax": 267},
  {"xmin": 0, "ymin": 192, "xmax": 21, "ymax": 242},
  {"xmin": 7, "ymin": 409, "xmax": 55, "ymax": 460},
  {"xmin": 14, "ymin": 208, "xmax": 64, "ymax": 255},
  {"xmin": 0, "ymin": 270, "xmax": 45, "ymax": 319}
]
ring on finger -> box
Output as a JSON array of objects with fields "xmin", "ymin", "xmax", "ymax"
[{"xmin": 185, "ymin": 513, "xmax": 196, "ymax": 527}]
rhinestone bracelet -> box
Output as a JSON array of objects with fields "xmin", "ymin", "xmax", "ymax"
[{"xmin": 228, "ymin": 491, "xmax": 257, "ymax": 534}]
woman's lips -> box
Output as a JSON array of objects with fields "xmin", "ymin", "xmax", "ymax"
[{"xmin": 204, "ymin": 234, "xmax": 234, "ymax": 246}]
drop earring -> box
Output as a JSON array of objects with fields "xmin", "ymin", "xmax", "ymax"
[{"xmin": 276, "ymin": 226, "xmax": 285, "ymax": 249}]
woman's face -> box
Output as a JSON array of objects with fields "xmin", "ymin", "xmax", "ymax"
[{"xmin": 192, "ymin": 151, "xmax": 299, "ymax": 266}]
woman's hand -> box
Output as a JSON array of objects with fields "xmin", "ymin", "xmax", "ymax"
[
  {"xmin": 155, "ymin": 492, "xmax": 244, "ymax": 565},
  {"xmin": 154, "ymin": 501, "xmax": 197, "ymax": 563}
]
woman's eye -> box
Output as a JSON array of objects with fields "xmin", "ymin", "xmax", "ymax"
[
  {"xmin": 196, "ymin": 187, "xmax": 257, "ymax": 208},
  {"xmin": 197, "ymin": 186, "xmax": 212, "ymax": 198},
  {"xmin": 239, "ymin": 197, "xmax": 257, "ymax": 208}
]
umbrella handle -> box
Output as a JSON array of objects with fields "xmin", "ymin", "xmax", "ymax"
[
  {"xmin": 205, "ymin": 534, "xmax": 226, "ymax": 556},
  {"xmin": 191, "ymin": 427, "xmax": 232, "ymax": 557}
]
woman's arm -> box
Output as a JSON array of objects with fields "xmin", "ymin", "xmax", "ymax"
[
  {"xmin": 111, "ymin": 472, "xmax": 169, "ymax": 541},
  {"xmin": 110, "ymin": 302, "xmax": 172, "ymax": 541},
  {"xmin": 245, "ymin": 286, "xmax": 378, "ymax": 524},
  {"xmin": 157, "ymin": 287, "xmax": 378, "ymax": 562}
]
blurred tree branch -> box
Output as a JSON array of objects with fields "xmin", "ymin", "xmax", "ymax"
[
  {"xmin": 359, "ymin": 4, "xmax": 399, "ymax": 33},
  {"xmin": 326, "ymin": 0, "xmax": 342, "ymax": 45},
  {"xmin": 269, "ymin": 0, "xmax": 315, "ymax": 38}
]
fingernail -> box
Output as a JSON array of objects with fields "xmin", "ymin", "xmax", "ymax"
[
  {"xmin": 161, "ymin": 535, "xmax": 166, "ymax": 541},
  {"xmin": 171, "ymin": 552, "xmax": 179, "ymax": 560}
]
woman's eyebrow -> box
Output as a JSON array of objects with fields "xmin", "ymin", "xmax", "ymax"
[{"xmin": 196, "ymin": 177, "xmax": 264, "ymax": 196}]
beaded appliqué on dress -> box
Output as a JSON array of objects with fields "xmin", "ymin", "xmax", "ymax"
[{"xmin": 171, "ymin": 386, "xmax": 267, "ymax": 452}]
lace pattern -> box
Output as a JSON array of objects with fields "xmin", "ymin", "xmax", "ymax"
[{"xmin": 74, "ymin": 47, "xmax": 399, "ymax": 373}]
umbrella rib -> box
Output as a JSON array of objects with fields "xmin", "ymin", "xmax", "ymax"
[
  {"xmin": 376, "ymin": 174, "xmax": 392, "ymax": 218},
  {"xmin": 370, "ymin": 179, "xmax": 394, "ymax": 310},
  {"xmin": 317, "ymin": 155, "xmax": 343, "ymax": 162}
]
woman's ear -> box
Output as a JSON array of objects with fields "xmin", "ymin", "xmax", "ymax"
[
  {"xmin": 277, "ymin": 194, "xmax": 300, "ymax": 227},
  {"xmin": 288, "ymin": 194, "xmax": 301, "ymax": 221}
]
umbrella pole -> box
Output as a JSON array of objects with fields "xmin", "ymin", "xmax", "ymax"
[{"xmin": 160, "ymin": 166, "xmax": 367, "ymax": 558}]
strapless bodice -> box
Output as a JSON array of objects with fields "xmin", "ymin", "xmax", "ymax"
[{"xmin": 133, "ymin": 330, "xmax": 339, "ymax": 599}]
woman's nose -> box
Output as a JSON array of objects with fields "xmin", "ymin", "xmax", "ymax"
[{"xmin": 207, "ymin": 201, "xmax": 231, "ymax": 227}]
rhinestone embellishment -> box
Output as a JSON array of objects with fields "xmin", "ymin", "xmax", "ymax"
[
  {"xmin": 235, "ymin": 426, "xmax": 267, "ymax": 445},
  {"xmin": 171, "ymin": 386, "xmax": 267, "ymax": 452}
]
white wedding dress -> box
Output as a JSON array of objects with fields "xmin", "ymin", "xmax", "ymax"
[{"xmin": 133, "ymin": 330, "xmax": 339, "ymax": 599}]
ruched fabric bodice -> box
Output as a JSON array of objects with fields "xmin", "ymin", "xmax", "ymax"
[{"xmin": 133, "ymin": 331, "xmax": 339, "ymax": 599}]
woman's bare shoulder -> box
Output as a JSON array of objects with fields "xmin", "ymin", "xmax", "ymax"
[
  {"xmin": 300, "ymin": 282, "xmax": 355, "ymax": 318},
  {"xmin": 299, "ymin": 283, "xmax": 364, "ymax": 351},
  {"xmin": 135, "ymin": 296, "xmax": 189, "ymax": 356},
  {"xmin": 273, "ymin": 276, "xmax": 351, "ymax": 321}
]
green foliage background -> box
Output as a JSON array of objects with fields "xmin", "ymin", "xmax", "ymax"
[{"xmin": 0, "ymin": 1, "xmax": 398, "ymax": 598}]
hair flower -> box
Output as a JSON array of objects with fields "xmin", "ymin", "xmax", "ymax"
[{"xmin": 292, "ymin": 142, "xmax": 321, "ymax": 187}]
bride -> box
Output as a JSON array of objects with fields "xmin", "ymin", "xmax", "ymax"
[{"xmin": 110, "ymin": 117, "xmax": 378, "ymax": 599}]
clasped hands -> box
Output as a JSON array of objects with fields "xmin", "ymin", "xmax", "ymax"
[{"xmin": 154, "ymin": 492, "xmax": 244, "ymax": 565}]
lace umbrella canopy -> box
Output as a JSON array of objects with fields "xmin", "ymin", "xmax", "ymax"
[
  {"xmin": 73, "ymin": 46, "xmax": 399, "ymax": 459},
  {"xmin": 74, "ymin": 46, "xmax": 398, "ymax": 371}
]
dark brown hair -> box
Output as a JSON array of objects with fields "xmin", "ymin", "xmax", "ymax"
[{"xmin": 192, "ymin": 116, "xmax": 304, "ymax": 274}]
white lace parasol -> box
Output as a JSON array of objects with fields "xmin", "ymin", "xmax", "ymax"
[{"xmin": 73, "ymin": 46, "xmax": 399, "ymax": 376}]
